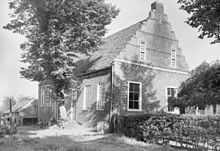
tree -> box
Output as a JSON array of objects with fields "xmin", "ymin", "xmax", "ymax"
[
  {"xmin": 177, "ymin": 0, "xmax": 220, "ymax": 43},
  {"xmin": 172, "ymin": 61, "xmax": 220, "ymax": 110},
  {"xmin": 4, "ymin": 0, "xmax": 119, "ymax": 97}
]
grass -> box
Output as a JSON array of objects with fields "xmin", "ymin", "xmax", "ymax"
[
  {"xmin": 0, "ymin": 125, "xmax": 185, "ymax": 151},
  {"xmin": 0, "ymin": 136, "xmax": 100, "ymax": 151},
  {"xmin": 0, "ymin": 134, "xmax": 184, "ymax": 151}
]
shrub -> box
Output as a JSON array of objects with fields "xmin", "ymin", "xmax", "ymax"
[{"xmin": 113, "ymin": 113, "xmax": 220, "ymax": 149}]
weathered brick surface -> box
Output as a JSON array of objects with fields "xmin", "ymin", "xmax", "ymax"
[
  {"xmin": 117, "ymin": 1, "xmax": 188, "ymax": 72},
  {"xmin": 113, "ymin": 61, "xmax": 188, "ymax": 114},
  {"xmin": 113, "ymin": 2, "xmax": 189, "ymax": 114},
  {"xmin": 152, "ymin": 70, "xmax": 188, "ymax": 109}
]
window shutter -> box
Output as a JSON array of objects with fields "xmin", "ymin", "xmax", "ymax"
[{"xmin": 96, "ymin": 83, "xmax": 105, "ymax": 110}]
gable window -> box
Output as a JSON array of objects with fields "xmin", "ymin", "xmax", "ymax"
[
  {"xmin": 171, "ymin": 49, "xmax": 176, "ymax": 67},
  {"xmin": 96, "ymin": 83, "xmax": 105, "ymax": 110},
  {"xmin": 128, "ymin": 81, "xmax": 142, "ymax": 111},
  {"xmin": 139, "ymin": 40, "xmax": 146, "ymax": 61},
  {"xmin": 167, "ymin": 87, "xmax": 177, "ymax": 112}
]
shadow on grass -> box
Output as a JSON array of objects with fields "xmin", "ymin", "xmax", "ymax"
[
  {"xmin": 0, "ymin": 127, "xmax": 185, "ymax": 151},
  {"xmin": 0, "ymin": 135, "xmax": 96, "ymax": 151}
]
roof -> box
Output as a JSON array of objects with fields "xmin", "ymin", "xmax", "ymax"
[
  {"xmin": 4, "ymin": 98, "xmax": 36, "ymax": 113},
  {"xmin": 83, "ymin": 1, "xmax": 189, "ymax": 74},
  {"xmin": 88, "ymin": 20, "xmax": 145, "ymax": 71}
]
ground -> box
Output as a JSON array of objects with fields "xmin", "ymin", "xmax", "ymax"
[{"xmin": 0, "ymin": 121, "xmax": 183, "ymax": 151}]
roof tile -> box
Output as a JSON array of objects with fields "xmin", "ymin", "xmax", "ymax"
[{"xmin": 88, "ymin": 20, "xmax": 145, "ymax": 71}]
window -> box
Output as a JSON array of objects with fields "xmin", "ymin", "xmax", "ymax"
[
  {"xmin": 40, "ymin": 86, "xmax": 52, "ymax": 105},
  {"xmin": 40, "ymin": 87, "xmax": 44, "ymax": 105},
  {"xmin": 96, "ymin": 83, "xmax": 105, "ymax": 110},
  {"xmin": 128, "ymin": 82, "xmax": 142, "ymax": 111},
  {"xmin": 167, "ymin": 87, "xmax": 177, "ymax": 112},
  {"xmin": 83, "ymin": 85, "xmax": 89, "ymax": 110},
  {"xmin": 44, "ymin": 87, "xmax": 52, "ymax": 105},
  {"xmin": 171, "ymin": 49, "xmax": 176, "ymax": 67},
  {"xmin": 139, "ymin": 40, "xmax": 146, "ymax": 61}
]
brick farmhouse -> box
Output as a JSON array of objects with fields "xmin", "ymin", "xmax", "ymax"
[{"xmin": 38, "ymin": 1, "xmax": 190, "ymax": 126}]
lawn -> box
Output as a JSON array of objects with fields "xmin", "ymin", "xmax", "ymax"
[{"xmin": 0, "ymin": 121, "xmax": 183, "ymax": 151}]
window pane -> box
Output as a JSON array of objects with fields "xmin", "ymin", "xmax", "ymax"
[
  {"xmin": 130, "ymin": 83, "xmax": 139, "ymax": 92},
  {"xmin": 134, "ymin": 101, "xmax": 139, "ymax": 109},
  {"xmin": 133, "ymin": 83, "xmax": 140, "ymax": 92},
  {"xmin": 140, "ymin": 40, "xmax": 146, "ymax": 61},
  {"xmin": 129, "ymin": 101, "xmax": 134, "ymax": 109},
  {"xmin": 129, "ymin": 93, "xmax": 134, "ymax": 100},
  {"xmin": 171, "ymin": 49, "xmax": 176, "ymax": 67},
  {"xmin": 129, "ymin": 83, "xmax": 134, "ymax": 91},
  {"xmin": 140, "ymin": 52, "xmax": 145, "ymax": 60},
  {"xmin": 167, "ymin": 88, "xmax": 177, "ymax": 97},
  {"xmin": 167, "ymin": 88, "xmax": 171, "ymax": 96},
  {"xmin": 134, "ymin": 93, "xmax": 139, "ymax": 100},
  {"xmin": 171, "ymin": 88, "xmax": 175, "ymax": 97}
]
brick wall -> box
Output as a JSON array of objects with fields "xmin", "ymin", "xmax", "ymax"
[
  {"xmin": 112, "ymin": 5, "xmax": 189, "ymax": 114},
  {"xmin": 152, "ymin": 69, "xmax": 189, "ymax": 109},
  {"xmin": 113, "ymin": 61, "xmax": 189, "ymax": 114}
]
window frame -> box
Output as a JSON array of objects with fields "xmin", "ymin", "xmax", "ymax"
[
  {"xmin": 139, "ymin": 40, "xmax": 146, "ymax": 61},
  {"xmin": 166, "ymin": 87, "xmax": 178, "ymax": 112},
  {"xmin": 127, "ymin": 81, "xmax": 142, "ymax": 112},
  {"xmin": 170, "ymin": 49, "xmax": 176, "ymax": 68}
]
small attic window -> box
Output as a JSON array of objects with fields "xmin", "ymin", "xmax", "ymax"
[
  {"xmin": 171, "ymin": 49, "xmax": 176, "ymax": 67},
  {"xmin": 139, "ymin": 40, "xmax": 146, "ymax": 61}
]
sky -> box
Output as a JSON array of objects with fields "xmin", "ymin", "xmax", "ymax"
[{"xmin": 0, "ymin": 0, "xmax": 219, "ymax": 101}]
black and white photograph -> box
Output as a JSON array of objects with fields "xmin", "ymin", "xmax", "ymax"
[{"xmin": 0, "ymin": 0, "xmax": 220, "ymax": 150}]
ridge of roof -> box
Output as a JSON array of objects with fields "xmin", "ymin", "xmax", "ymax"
[{"xmin": 105, "ymin": 19, "xmax": 146, "ymax": 41}]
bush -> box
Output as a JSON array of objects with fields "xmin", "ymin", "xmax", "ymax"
[{"xmin": 112, "ymin": 113, "xmax": 220, "ymax": 149}]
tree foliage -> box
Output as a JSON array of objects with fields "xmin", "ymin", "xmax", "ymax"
[
  {"xmin": 4, "ymin": 0, "xmax": 119, "ymax": 97},
  {"xmin": 177, "ymin": 0, "xmax": 220, "ymax": 43},
  {"xmin": 173, "ymin": 61, "xmax": 220, "ymax": 109}
]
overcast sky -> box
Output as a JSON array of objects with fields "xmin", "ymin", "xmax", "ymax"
[{"xmin": 0, "ymin": 0, "xmax": 219, "ymax": 100}]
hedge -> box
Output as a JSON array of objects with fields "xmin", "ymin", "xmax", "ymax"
[{"xmin": 111, "ymin": 113, "xmax": 220, "ymax": 150}]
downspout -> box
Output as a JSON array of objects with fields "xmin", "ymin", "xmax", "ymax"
[{"xmin": 109, "ymin": 62, "xmax": 114, "ymax": 123}]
